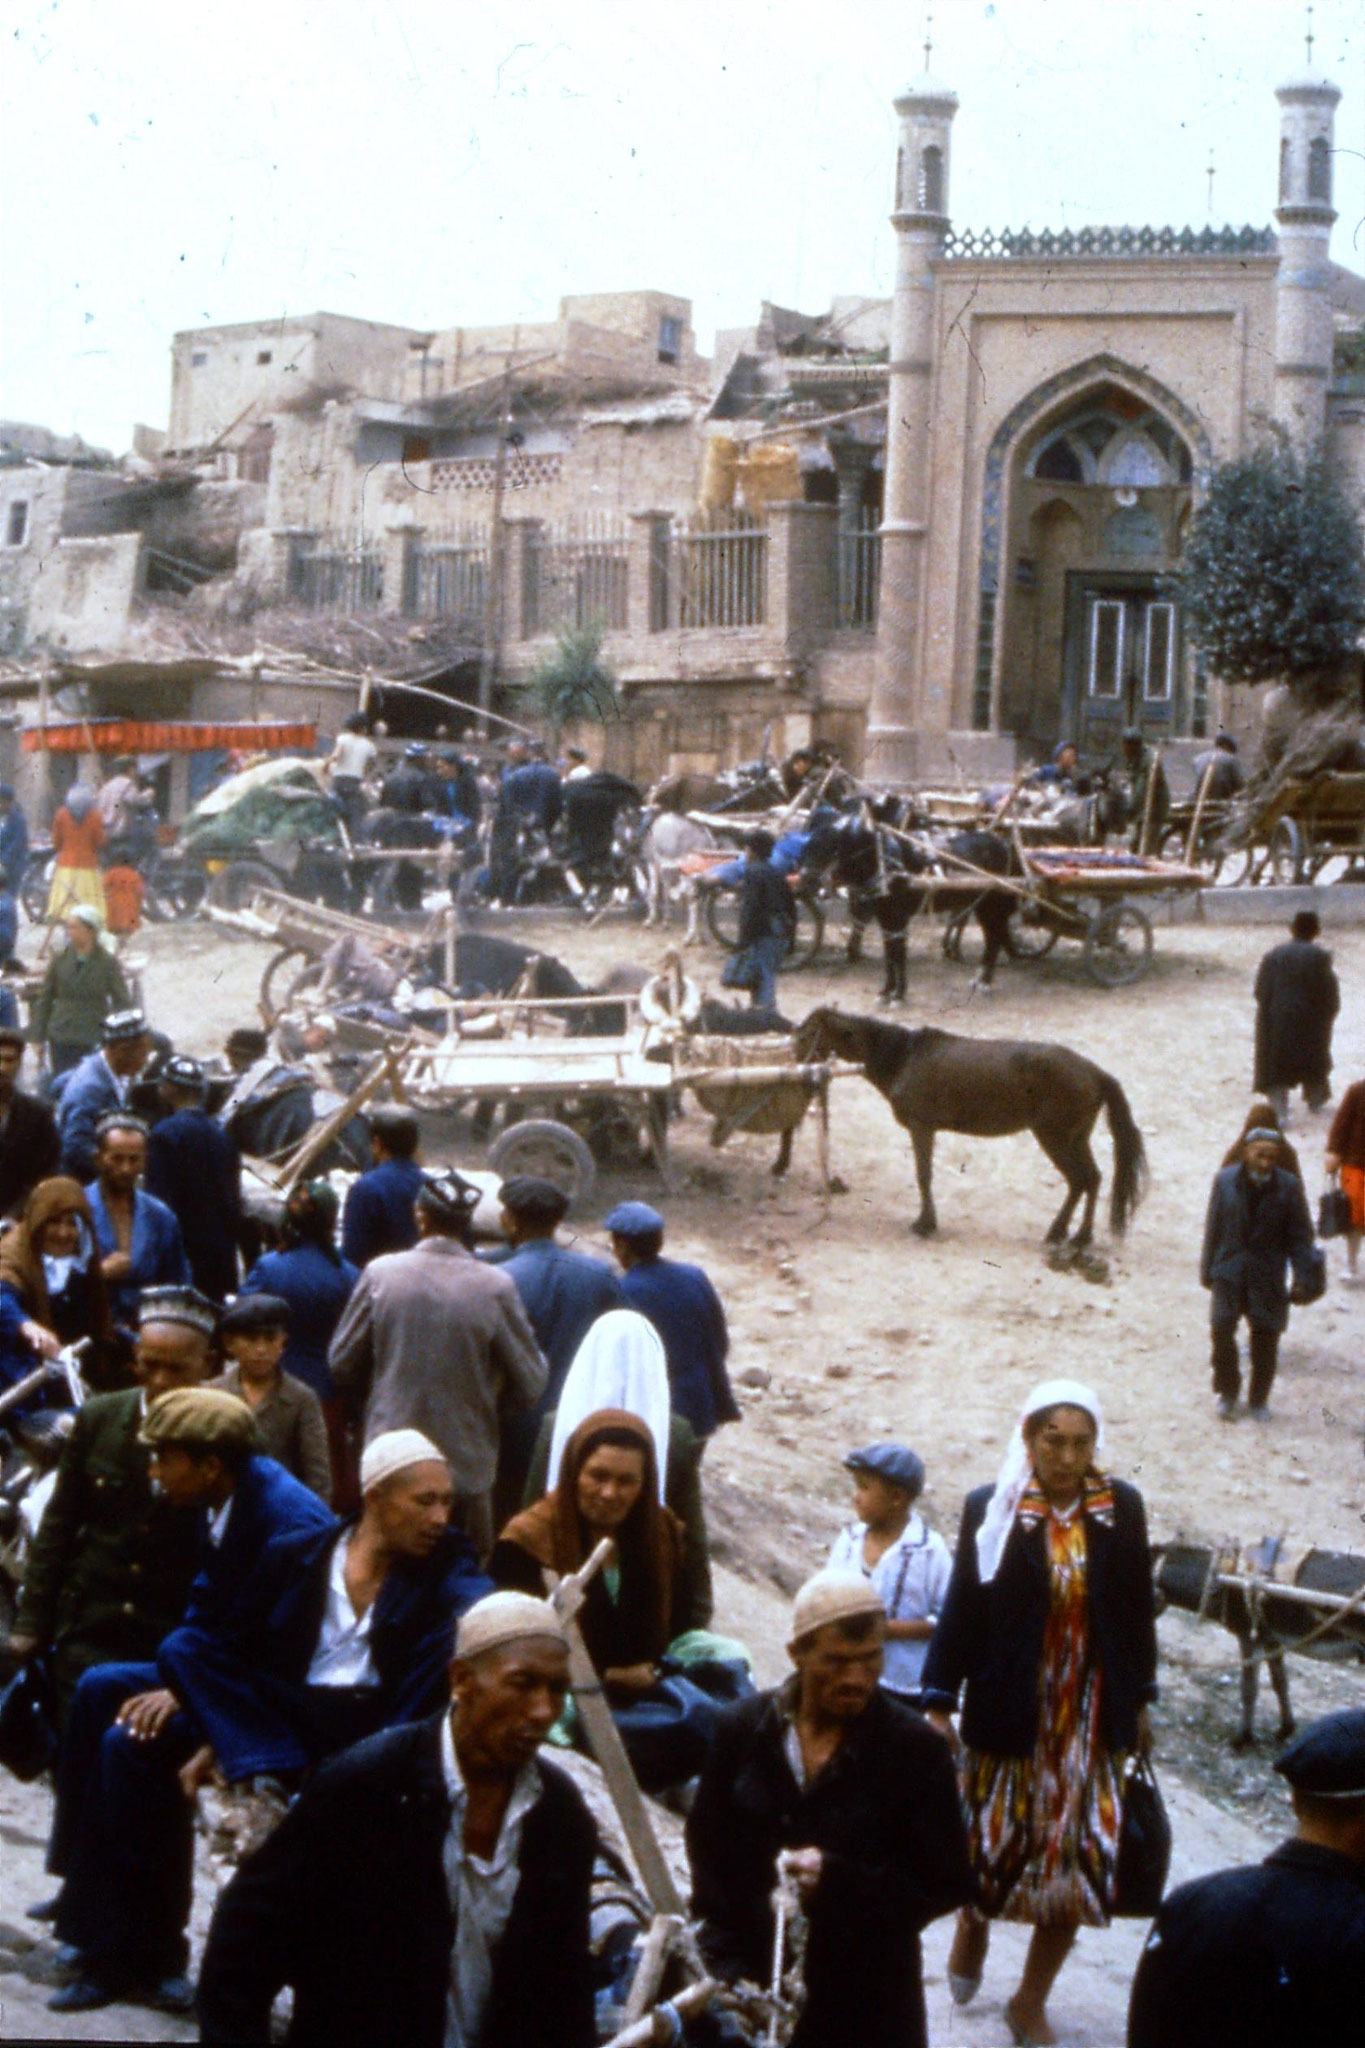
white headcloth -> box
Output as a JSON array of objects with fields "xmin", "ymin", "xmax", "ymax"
[
  {"xmin": 548, "ymin": 1309, "xmax": 670, "ymax": 1502},
  {"xmin": 360, "ymin": 1428, "xmax": 447, "ymax": 1494},
  {"xmin": 974, "ymin": 1378, "xmax": 1105, "ymax": 1585}
]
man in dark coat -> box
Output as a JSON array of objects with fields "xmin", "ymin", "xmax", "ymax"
[
  {"xmin": 9, "ymin": 1287, "xmax": 216, "ymax": 1716},
  {"xmin": 607, "ymin": 1200, "xmax": 738, "ymax": 1445},
  {"xmin": 164, "ymin": 1428, "xmax": 491, "ymax": 1790},
  {"xmin": 489, "ymin": 1174, "xmax": 621, "ymax": 1512},
  {"xmin": 144, "ymin": 1053, "xmax": 242, "ymax": 1302},
  {"xmin": 47, "ymin": 1387, "xmax": 332, "ymax": 2015},
  {"xmin": 0, "ymin": 782, "xmax": 29, "ymax": 892},
  {"xmin": 1200, "ymin": 1127, "xmax": 1319, "ymax": 1418},
  {"xmin": 688, "ymin": 1571, "xmax": 973, "ymax": 2048},
  {"xmin": 1127, "ymin": 1707, "xmax": 1365, "ymax": 2048},
  {"xmin": 0, "ymin": 1023, "xmax": 59, "ymax": 1216},
  {"xmin": 197, "ymin": 1591, "xmax": 598, "ymax": 2048},
  {"xmin": 1253, "ymin": 910, "xmax": 1340, "ymax": 1120},
  {"xmin": 712, "ymin": 828, "xmax": 797, "ymax": 1012},
  {"xmin": 340, "ymin": 1103, "xmax": 424, "ymax": 1267}
]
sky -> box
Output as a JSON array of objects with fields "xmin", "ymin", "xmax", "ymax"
[{"xmin": 2, "ymin": 0, "xmax": 1362, "ymax": 452}]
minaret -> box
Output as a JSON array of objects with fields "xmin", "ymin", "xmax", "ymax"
[
  {"xmin": 864, "ymin": 68, "xmax": 958, "ymax": 786},
  {"xmin": 1273, "ymin": 51, "xmax": 1340, "ymax": 449}
]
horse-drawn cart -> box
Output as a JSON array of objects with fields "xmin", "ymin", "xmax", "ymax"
[
  {"xmin": 1006, "ymin": 845, "xmax": 1205, "ymax": 985},
  {"xmin": 206, "ymin": 886, "xmax": 457, "ymax": 1021},
  {"xmin": 1230, "ymin": 770, "xmax": 1365, "ymax": 885}
]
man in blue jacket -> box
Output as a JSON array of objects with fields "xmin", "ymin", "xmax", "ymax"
[
  {"xmin": 56, "ymin": 1008, "xmax": 150, "ymax": 1183},
  {"xmin": 47, "ymin": 1386, "xmax": 331, "ymax": 2016},
  {"xmin": 1200, "ymin": 1126, "xmax": 1319, "ymax": 1420},
  {"xmin": 144, "ymin": 1054, "xmax": 242, "ymax": 1303},
  {"xmin": 84, "ymin": 1112, "xmax": 190, "ymax": 1323},
  {"xmin": 341, "ymin": 1104, "xmax": 424, "ymax": 1267},
  {"xmin": 606, "ymin": 1200, "xmax": 739, "ymax": 1445},
  {"xmin": 166, "ymin": 1427, "xmax": 491, "ymax": 1793}
]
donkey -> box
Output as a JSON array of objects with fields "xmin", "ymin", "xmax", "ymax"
[
  {"xmin": 795, "ymin": 1007, "xmax": 1147, "ymax": 1245},
  {"xmin": 1154, "ymin": 1539, "xmax": 1365, "ymax": 1746}
]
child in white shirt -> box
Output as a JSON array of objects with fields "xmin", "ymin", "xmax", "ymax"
[{"xmin": 827, "ymin": 1442, "xmax": 951, "ymax": 1701}]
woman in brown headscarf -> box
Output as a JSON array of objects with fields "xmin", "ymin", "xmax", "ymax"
[
  {"xmin": 492, "ymin": 1408, "xmax": 685, "ymax": 1696},
  {"xmin": 1220, "ymin": 1100, "xmax": 1303, "ymax": 1181},
  {"xmin": 0, "ymin": 1177, "xmax": 114, "ymax": 1408}
]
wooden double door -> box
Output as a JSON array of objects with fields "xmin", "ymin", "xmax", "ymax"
[{"xmin": 1062, "ymin": 573, "xmax": 1183, "ymax": 757}]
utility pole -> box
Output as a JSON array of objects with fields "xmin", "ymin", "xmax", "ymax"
[{"xmin": 478, "ymin": 357, "xmax": 513, "ymax": 733}]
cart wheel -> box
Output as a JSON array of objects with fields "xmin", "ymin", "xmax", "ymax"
[
  {"xmin": 1008, "ymin": 906, "xmax": 1060, "ymax": 960},
  {"xmin": 282, "ymin": 960, "xmax": 327, "ymax": 1011},
  {"xmin": 260, "ymin": 946, "xmax": 311, "ymax": 1021},
  {"xmin": 1083, "ymin": 903, "xmax": 1154, "ymax": 987},
  {"xmin": 1268, "ymin": 818, "xmax": 1303, "ymax": 885},
  {"xmin": 487, "ymin": 1119, "xmax": 597, "ymax": 1212},
  {"xmin": 703, "ymin": 887, "xmax": 740, "ymax": 951},
  {"xmin": 1159, "ymin": 823, "xmax": 1229, "ymax": 884},
  {"xmin": 205, "ymin": 859, "xmax": 285, "ymax": 913}
]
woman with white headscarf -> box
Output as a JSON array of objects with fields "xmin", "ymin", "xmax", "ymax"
[
  {"xmin": 920, "ymin": 1379, "xmax": 1158, "ymax": 2047},
  {"xmin": 522, "ymin": 1308, "xmax": 712, "ymax": 1631}
]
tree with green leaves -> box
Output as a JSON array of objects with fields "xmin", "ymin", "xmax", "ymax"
[
  {"xmin": 531, "ymin": 624, "xmax": 620, "ymax": 742},
  {"xmin": 1181, "ymin": 442, "xmax": 1365, "ymax": 703}
]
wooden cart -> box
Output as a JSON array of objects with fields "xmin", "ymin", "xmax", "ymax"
[
  {"xmin": 1008, "ymin": 845, "xmax": 1205, "ymax": 984},
  {"xmin": 1234, "ymin": 771, "xmax": 1365, "ymax": 885},
  {"xmin": 206, "ymin": 886, "xmax": 457, "ymax": 1021}
]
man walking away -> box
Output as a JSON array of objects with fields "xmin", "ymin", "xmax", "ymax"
[
  {"xmin": 329, "ymin": 1169, "xmax": 546, "ymax": 1557},
  {"xmin": 341, "ymin": 1104, "xmax": 425, "ymax": 1267},
  {"xmin": 1253, "ymin": 910, "xmax": 1340, "ymax": 1123},
  {"xmin": 144, "ymin": 1053, "xmax": 242, "ymax": 1302},
  {"xmin": 607, "ymin": 1200, "xmax": 738, "ymax": 1447},
  {"xmin": 1128, "ymin": 1707, "xmax": 1365, "ymax": 2048},
  {"xmin": 198, "ymin": 1591, "xmax": 598, "ymax": 2048},
  {"xmin": 0, "ymin": 1023, "xmax": 59, "ymax": 1216},
  {"xmin": 687, "ymin": 1571, "xmax": 974, "ymax": 2048},
  {"xmin": 1200, "ymin": 1125, "xmax": 1319, "ymax": 1421}
]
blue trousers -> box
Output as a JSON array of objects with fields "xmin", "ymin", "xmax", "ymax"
[
  {"xmin": 722, "ymin": 934, "xmax": 786, "ymax": 1010},
  {"xmin": 51, "ymin": 1661, "xmax": 197, "ymax": 1983}
]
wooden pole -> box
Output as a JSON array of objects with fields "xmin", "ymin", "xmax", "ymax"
[
  {"xmin": 1138, "ymin": 744, "xmax": 1162, "ymax": 857},
  {"xmin": 602, "ymin": 1979, "xmax": 717, "ymax": 2047},
  {"xmin": 620, "ymin": 1914, "xmax": 683, "ymax": 2028},
  {"xmin": 1185, "ymin": 759, "xmax": 1216, "ymax": 868},
  {"xmin": 478, "ymin": 358, "xmax": 513, "ymax": 733}
]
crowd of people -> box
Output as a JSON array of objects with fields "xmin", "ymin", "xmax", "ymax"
[{"xmin": 0, "ymin": 761, "xmax": 1360, "ymax": 2044}]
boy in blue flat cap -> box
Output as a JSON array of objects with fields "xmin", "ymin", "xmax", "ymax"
[{"xmin": 827, "ymin": 1442, "xmax": 951, "ymax": 1703}]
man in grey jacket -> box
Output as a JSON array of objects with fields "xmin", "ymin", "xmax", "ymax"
[
  {"xmin": 1200, "ymin": 1129, "xmax": 1318, "ymax": 1421},
  {"xmin": 329, "ymin": 1170, "xmax": 545, "ymax": 1556}
]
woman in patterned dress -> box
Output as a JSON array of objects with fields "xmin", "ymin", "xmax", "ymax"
[{"xmin": 921, "ymin": 1379, "xmax": 1158, "ymax": 2045}]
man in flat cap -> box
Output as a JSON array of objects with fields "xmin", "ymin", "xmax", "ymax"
[
  {"xmin": 56, "ymin": 1006, "xmax": 149, "ymax": 1183},
  {"xmin": 199, "ymin": 1590, "xmax": 597, "ymax": 2048},
  {"xmin": 342, "ymin": 1103, "xmax": 425, "ymax": 1268},
  {"xmin": 46, "ymin": 1384, "xmax": 332, "ymax": 2015},
  {"xmin": 607, "ymin": 1201, "xmax": 738, "ymax": 1448},
  {"xmin": 10, "ymin": 1287, "xmax": 217, "ymax": 1719},
  {"xmin": 687, "ymin": 1571, "xmax": 973, "ymax": 2048},
  {"xmin": 145, "ymin": 1053, "xmax": 243, "ymax": 1302},
  {"xmin": 1128, "ymin": 1706, "xmax": 1365, "ymax": 2048},
  {"xmin": 489, "ymin": 1174, "xmax": 621, "ymax": 1513},
  {"xmin": 164, "ymin": 1428, "xmax": 489, "ymax": 1806},
  {"xmin": 330, "ymin": 1170, "xmax": 546, "ymax": 1557},
  {"xmin": 83, "ymin": 1110, "xmax": 190, "ymax": 1323},
  {"xmin": 827, "ymin": 1443, "xmax": 951, "ymax": 1704},
  {"xmin": 1200, "ymin": 1123, "xmax": 1319, "ymax": 1419}
]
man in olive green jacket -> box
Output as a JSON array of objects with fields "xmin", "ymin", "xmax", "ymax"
[
  {"xmin": 10, "ymin": 1287, "xmax": 217, "ymax": 1715},
  {"xmin": 28, "ymin": 910, "xmax": 131, "ymax": 1076}
]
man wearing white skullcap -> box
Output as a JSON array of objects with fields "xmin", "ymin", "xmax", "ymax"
[
  {"xmin": 200, "ymin": 1585, "xmax": 597, "ymax": 2048},
  {"xmin": 687, "ymin": 1567, "xmax": 973, "ymax": 2048}
]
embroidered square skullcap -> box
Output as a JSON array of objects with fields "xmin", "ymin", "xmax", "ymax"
[
  {"xmin": 454, "ymin": 1592, "xmax": 568, "ymax": 1660},
  {"xmin": 95, "ymin": 1110, "xmax": 150, "ymax": 1141},
  {"xmin": 499, "ymin": 1175, "xmax": 570, "ymax": 1224},
  {"xmin": 1243, "ymin": 1127, "xmax": 1282, "ymax": 1147},
  {"xmin": 101, "ymin": 1008, "xmax": 148, "ymax": 1044},
  {"xmin": 163, "ymin": 1053, "xmax": 207, "ymax": 1090},
  {"xmin": 359, "ymin": 1428, "xmax": 448, "ymax": 1494},
  {"xmin": 1274, "ymin": 1707, "xmax": 1365, "ymax": 1799},
  {"xmin": 416, "ymin": 1167, "xmax": 481, "ymax": 1222},
  {"xmin": 139, "ymin": 1386, "xmax": 258, "ymax": 1453},
  {"xmin": 219, "ymin": 1293, "xmax": 292, "ymax": 1336},
  {"xmin": 137, "ymin": 1284, "xmax": 219, "ymax": 1338},
  {"xmin": 843, "ymin": 1443, "xmax": 926, "ymax": 1496},
  {"xmin": 604, "ymin": 1200, "xmax": 664, "ymax": 1237},
  {"xmin": 790, "ymin": 1570, "xmax": 886, "ymax": 1644}
]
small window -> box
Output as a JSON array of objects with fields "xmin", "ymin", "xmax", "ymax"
[
  {"xmin": 918, "ymin": 145, "xmax": 944, "ymax": 214},
  {"xmin": 1034, "ymin": 437, "xmax": 1084, "ymax": 483},
  {"xmin": 1088, "ymin": 599, "xmax": 1124, "ymax": 699},
  {"xmin": 190, "ymin": 351, "xmax": 208, "ymax": 367},
  {"xmin": 1308, "ymin": 136, "xmax": 1331, "ymax": 203},
  {"xmin": 5, "ymin": 500, "xmax": 29, "ymax": 547},
  {"xmin": 1143, "ymin": 603, "xmax": 1176, "ymax": 701},
  {"xmin": 401, "ymin": 434, "xmax": 432, "ymax": 466},
  {"xmin": 657, "ymin": 315, "xmax": 683, "ymax": 366},
  {"xmin": 256, "ymin": 350, "xmax": 273, "ymax": 366}
]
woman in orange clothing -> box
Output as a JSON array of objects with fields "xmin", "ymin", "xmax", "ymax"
[
  {"xmin": 1325, "ymin": 1076, "xmax": 1365, "ymax": 1282},
  {"xmin": 46, "ymin": 785, "xmax": 106, "ymax": 924}
]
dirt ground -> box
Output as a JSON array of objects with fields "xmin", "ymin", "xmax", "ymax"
[{"xmin": 2, "ymin": 901, "xmax": 1362, "ymax": 2044}]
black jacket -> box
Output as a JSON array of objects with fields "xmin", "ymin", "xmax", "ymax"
[
  {"xmin": 1253, "ymin": 938, "xmax": 1339, "ymax": 1090},
  {"xmin": 736, "ymin": 859, "xmax": 797, "ymax": 949},
  {"xmin": 0, "ymin": 1087, "xmax": 60, "ymax": 1218},
  {"xmin": 1200, "ymin": 1163, "xmax": 1317, "ymax": 1332},
  {"xmin": 144, "ymin": 1104, "xmax": 242, "ymax": 1302},
  {"xmin": 1127, "ymin": 1840, "xmax": 1365, "ymax": 2048},
  {"xmin": 687, "ymin": 1685, "xmax": 973, "ymax": 2048},
  {"xmin": 197, "ymin": 1716, "xmax": 598, "ymax": 2048},
  {"xmin": 921, "ymin": 1478, "xmax": 1158, "ymax": 1756}
]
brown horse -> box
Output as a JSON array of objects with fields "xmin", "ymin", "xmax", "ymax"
[{"xmin": 795, "ymin": 1007, "xmax": 1147, "ymax": 1245}]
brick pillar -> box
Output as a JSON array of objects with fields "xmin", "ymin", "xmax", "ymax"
[
  {"xmin": 768, "ymin": 501, "xmax": 837, "ymax": 650},
  {"xmin": 380, "ymin": 523, "xmax": 419, "ymax": 614},
  {"xmin": 502, "ymin": 518, "xmax": 540, "ymax": 641},
  {"xmin": 629, "ymin": 512, "xmax": 671, "ymax": 636}
]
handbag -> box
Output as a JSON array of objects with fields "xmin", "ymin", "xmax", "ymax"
[
  {"xmin": 1113, "ymin": 1754, "xmax": 1171, "ymax": 1917},
  {"xmin": 0, "ymin": 1654, "xmax": 59, "ymax": 1783},
  {"xmin": 1295, "ymin": 1242, "xmax": 1328, "ymax": 1306},
  {"xmin": 1319, "ymin": 1182, "xmax": 1353, "ymax": 1240}
]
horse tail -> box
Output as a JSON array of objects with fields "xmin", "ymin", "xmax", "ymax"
[{"xmin": 1099, "ymin": 1069, "xmax": 1148, "ymax": 1236}]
